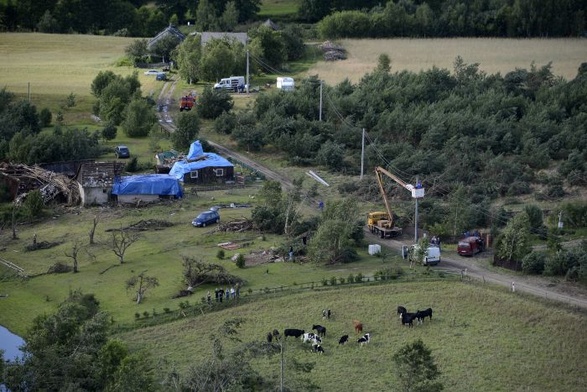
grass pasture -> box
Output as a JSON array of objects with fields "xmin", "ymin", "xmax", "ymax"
[
  {"xmin": 118, "ymin": 282, "xmax": 587, "ymax": 392},
  {"xmin": 258, "ymin": 0, "xmax": 301, "ymax": 18},
  {"xmin": 306, "ymin": 38, "xmax": 587, "ymax": 84}
]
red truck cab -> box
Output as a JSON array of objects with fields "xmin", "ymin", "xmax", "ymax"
[{"xmin": 457, "ymin": 236, "xmax": 485, "ymax": 256}]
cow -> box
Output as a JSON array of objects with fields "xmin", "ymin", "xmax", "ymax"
[
  {"xmin": 284, "ymin": 328, "xmax": 305, "ymax": 339},
  {"xmin": 266, "ymin": 332, "xmax": 273, "ymax": 343},
  {"xmin": 357, "ymin": 333, "xmax": 371, "ymax": 346},
  {"xmin": 416, "ymin": 308, "xmax": 433, "ymax": 324},
  {"xmin": 272, "ymin": 329, "xmax": 281, "ymax": 340},
  {"xmin": 312, "ymin": 344, "xmax": 325, "ymax": 354},
  {"xmin": 301, "ymin": 332, "xmax": 317, "ymax": 343},
  {"xmin": 353, "ymin": 320, "xmax": 363, "ymax": 334},
  {"xmin": 397, "ymin": 306, "xmax": 408, "ymax": 319},
  {"xmin": 312, "ymin": 324, "xmax": 327, "ymax": 337},
  {"xmin": 401, "ymin": 312, "xmax": 417, "ymax": 328},
  {"xmin": 338, "ymin": 334, "xmax": 349, "ymax": 345},
  {"xmin": 322, "ymin": 309, "xmax": 332, "ymax": 319}
]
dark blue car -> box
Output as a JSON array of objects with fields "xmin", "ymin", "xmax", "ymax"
[{"xmin": 192, "ymin": 210, "xmax": 220, "ymax": 227}]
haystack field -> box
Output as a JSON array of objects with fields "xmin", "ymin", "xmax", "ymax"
[{"xmin": 306, "ymin": 38, "xmax": 587, "ymax": 84}]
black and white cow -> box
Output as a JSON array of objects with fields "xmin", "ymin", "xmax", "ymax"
[
  {"xmin": 338, "ymin": 334, "xmax": 349, "ymax": 345},
  {"xmin": 312, "ymin": 344, "xmax": 325, "ymax": 354},
  {"xmin": 284, "ymin": 328, "xmax": 305, "ymax": 339},
  {"xmin": 416, "ymin": 308, "xmax": 433, "ymax": 324},
  {"xmin": 322, "ymin": 309, "xmax": 332, "ymax": 319},
  {"xmin": 357, "ymin": 333, "xmax": 371, "ymax": 346},
  {"xmin": 312, "ymin": 324, "xmax": 327, "ymax": 337},
  {"xmin": 301, "ymin": 332, "xmax": 317, "ymax": 343},
  {"xmin": 401, "ymin": 312, "xmax": 417, "ymax": 327}
]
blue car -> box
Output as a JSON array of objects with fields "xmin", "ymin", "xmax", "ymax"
[{"xmin": 192, "ymin": 210, "xmax": 220, "ymax": 227}]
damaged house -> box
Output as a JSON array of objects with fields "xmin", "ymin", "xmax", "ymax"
[
  {"xmin": 76, "ymin": 161, "xmax": 125, "ymax": 206},
  {"xmin": 168, "ymin": 140, "xmax": 234, "ymax": 184}
]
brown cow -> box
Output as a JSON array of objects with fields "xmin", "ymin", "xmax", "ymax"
[{"xmin": 353, "ymin": 319, "xmax": 363, "ymax": 334}]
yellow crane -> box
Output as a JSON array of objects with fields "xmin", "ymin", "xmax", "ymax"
[{"xmin": 367, "ymin": 166, "xmax": 424, "ymax": 239}]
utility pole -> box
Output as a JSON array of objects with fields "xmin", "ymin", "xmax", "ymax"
[
  {"xmin": 319, "ymin": 80, "xmax": 323, "ymax": 121},
  {"xmin": 246, "ymin": 49, "xmax": 250, "ymax": 95},
  {"xmin": 360, "ymin": 128, "xmax": 365, "ymax": 180},
  {"xmin": 415, "ymin": 177, "xmax": 419, "ymax": 242}
]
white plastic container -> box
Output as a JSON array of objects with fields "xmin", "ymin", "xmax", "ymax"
[{"xmin": 368, "ymin": 244, "xmax": 381, "ymax": 255}]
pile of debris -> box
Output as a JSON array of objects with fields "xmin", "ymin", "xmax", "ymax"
[
  {"xmin": 0, "ymin": 162, "xmax": 81, "ymax": 206},
  {"xmin": 216, "ymin": 219, "xmax": 254, "ymax": 232},
  {"xmin": 319, "ymin": 41, "xmax": 347, "ymax": 61},
  {"xmin": 105, "ymin": 219, "xmax": 174, "ymax": 232}
]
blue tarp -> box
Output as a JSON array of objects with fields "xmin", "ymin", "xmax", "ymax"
[
  {"xmin": 169, "ymin": 154, "xmax": 234, "ymax": 181},
  {"xmin": 112, "ymin": 174, "xmax": 183, "ymax": 198},
  {"xmin": 187, "ymin": 140, "xmax": 204, "ymax": 160}
]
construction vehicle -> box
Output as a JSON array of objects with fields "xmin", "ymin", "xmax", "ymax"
[
  {"xmin": 367, "ymin": 166, "xmax": 425, "ymax": 238},
  {"xmin": 179, "ymin": 94, "xmax": 196, "ymax": 112}
]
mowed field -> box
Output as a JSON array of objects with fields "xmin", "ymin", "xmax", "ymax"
[
  {"xmin": 306, "ymin": 38, "xmax": 587, "ymax": 84},
  {"xmin": 118, "ymin": 282, "xmax": 587, "ymax": 392}
]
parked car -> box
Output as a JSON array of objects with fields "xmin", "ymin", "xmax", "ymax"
[
  {"xmin": 114, "ymin": 145, "xmax": 130, "ymax": 159},
  {"xmin": 458, "ymin": 236, "xmax": 485, "ymax": 256},
  {"xmin": 192, "ymin": 210, "xmax": 220, "ymax": 227},
  {"xmin": 144, "ymin": 69, "xmax": 159, "ymax": 75}
]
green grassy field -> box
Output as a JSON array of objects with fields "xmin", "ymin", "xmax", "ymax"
[{"xmin": 117, "ymin": 282, "xmax": 587, "ymax": 391}]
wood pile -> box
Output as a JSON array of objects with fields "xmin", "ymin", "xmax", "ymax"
[
  {"xmin": 319, "ymin": 41, "xmax": 347, "ymax": 61},
  {"xmin": 0, "ymin": 162, "xmax": 81, "ymax": 205},
  {"xmin": 216, "ymin": 219, "xmax": 254, "ymax": 232}
]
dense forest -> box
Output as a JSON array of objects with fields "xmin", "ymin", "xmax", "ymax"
[{"xmin": 1, "ymin": 0, "xmax": 585, "ymax": 38}]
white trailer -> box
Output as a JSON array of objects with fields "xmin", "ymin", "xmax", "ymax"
[{"xmin": 276, "ymin": 77, "xmax": 295, "ymax": 91}]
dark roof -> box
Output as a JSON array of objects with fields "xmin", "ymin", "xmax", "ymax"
[
  {"xmin": 194, "ymin": 32, "xmax": 248, "ymax": 46},
  {"xmin": 148, "ymin": 25, "xmax": 186, "ymax": 51},
  {"xmin": 262, "ymin": 19, "xmax": 279, "ymax": 31},
  {"xmin": 77, "ymin": 162, "xmax": 125, "ymax": 188}
]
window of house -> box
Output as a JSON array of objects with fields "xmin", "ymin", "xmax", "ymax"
[
  {"xmin": 190, "ymin": 170, "xmax": 198, "ymax": 178},
  {"xmin": 214, "ymin": 168, "xmax": 224, "ymax": 176}
]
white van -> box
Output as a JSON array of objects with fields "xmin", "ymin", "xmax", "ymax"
[
  {"xmin": 214, "ymin": 76, "xmax": 245, "ymax": 92},
  {"xmin": 405, "ymin": 244, "xmax": 441, "ymax": 266},
  {"xmin": 276, "ymin": 76, "xmax": 295, "ymax": 91}
]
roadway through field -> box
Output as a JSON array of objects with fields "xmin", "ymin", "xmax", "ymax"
[{"xmin": 364, "ymin": 230, "xmax": 587, "ymax": 311}]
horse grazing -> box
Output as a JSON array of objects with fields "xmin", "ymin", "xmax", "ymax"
[{"xmin": 353, "ymin": 319, "xmax": 363, "ymax": 334}]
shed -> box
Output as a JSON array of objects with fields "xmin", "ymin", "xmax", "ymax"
[
  {"xmin": 76, "ymin": 162, "xmax": 125, "ymax": 206},
  {"xmin": 112, "ymin": 174, "xmax": 183, "ymax": 204},
  {"xmin": 148, "ymin": 24, "xmax": 186, "ymax": 51},
  {"xmin": 168, "ymin": 141, "xmax": 234, "ymax": 184}
]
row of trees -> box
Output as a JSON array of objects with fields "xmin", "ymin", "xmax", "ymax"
[
  {"xmin": 0, "ymin": 0, "xmax": 261, "ymax": 37},
  {"xmin": 316, "ymin": 0, "xmax": 586, "ymax": 38}
]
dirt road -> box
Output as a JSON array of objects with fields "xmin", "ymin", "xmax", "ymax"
[{"xmin": 366, "ymin": 232, "xmax": 587, "ymax": 311}]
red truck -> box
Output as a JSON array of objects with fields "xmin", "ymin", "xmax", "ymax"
[
  {"xmin": 457, "ymin": 236, "xmax": 485, "ymax": 256},
  {"xmin": 179, "ymin": 94, "xmax": 196, "ymax": 111}
]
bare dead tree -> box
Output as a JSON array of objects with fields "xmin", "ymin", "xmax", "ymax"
[
  {"xmin": 11, "ymin": 204, "xmax": 18, "ymax": 240},
  {"xmin": 111, "ymin": 229, "xmax": 140, "ymax": 264},
  {"xmin": 126, "ymin": 270, "xmax": 159, "ymax": 304},
  {"xmin": 88, "ymin": 215, "xmax": 99, "ymax": 245},
  {"xmin": 64, "ymin": 240, "xmax": 82, "ymax": 273}
]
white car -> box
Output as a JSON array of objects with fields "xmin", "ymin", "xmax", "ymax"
[{"xmin": 144, "ymin": 69, "xmax": 159, "ymax": 75}]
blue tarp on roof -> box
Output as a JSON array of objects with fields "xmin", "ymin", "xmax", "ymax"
[
  {"xmin": 187, "ymin": 140, "xmax": 204, "ymax": 160},
  {"xmin": 167, "ymin": 140, "xmax": 234, "ymax": 181},
  {"xmin": 112, "ymin": 174, "xmax": 183, "ymax": 198}
]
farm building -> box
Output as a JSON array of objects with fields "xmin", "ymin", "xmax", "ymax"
[
  {"xmin": 147, "ymin": 24, "xmax": 186, "ymax": 52},
  {"xmin": 168, "ymin": 140, "xmax": 234, "ymax": 184},
  {"xmin": 111, "ymin": 174, "xmax": 183, "ymax": 204},
  {"xmin": 76, "ymin": 162, "xmax": 125, "ymax": 206}
]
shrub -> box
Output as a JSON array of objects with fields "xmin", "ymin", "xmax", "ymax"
[
  {"xmin": 216, "ymin": 249, "xmax": 225, "ymax": 260},
  {"xmin": 135, "ymin": 312, "xmax": 140, "ymax": 319},
  {"xmin": 235, "ymin": 254, "xmax": 245, "ymax": 268},
  {"xmin": 338, "ymin": 277, "xmax": 346, "ymax": 284},
  {"xmin": 47, "ymin": 262, "xmax": 72, "ymax": 274},
  {"xmin": 24, "ymin": 190, "xmax": 44, "ymax": 219},
  {"xmin": 125, "ymin": 157, "xmax": 139, "ymax": 172},
  {"xmin": 355, "ymin": 273, "xmax": 364, "ymax": 283},
  {"xmin": 329, "ymin": 276, "xmax": 337, "ymax": 286},
  {"xmin": 321, "ymin": 277, "xmax": 328, "ymax": 286},
  {"xmin": 163, "ymin": 307, "xmax": 171, "ymax": 313},
  {"xmin": 521, "ymin": 251, "xmax": 545, "ymax": 274},
  {"xmin": 39, "ymin": 108, "xmax": 52, "ymax": 127},
  {"xmin": 347, "ymin": 273, "xmax": 354, "ymax": 283},
  {"xmin": 142, "ymin": 311, "xmax": 150, "ymax": 318}
]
